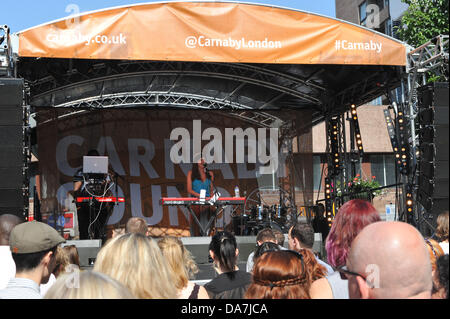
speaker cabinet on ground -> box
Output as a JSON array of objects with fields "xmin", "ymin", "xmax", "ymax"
[
  {"xmin": 417, "ymin": 82, "xmax": 449, "ymax": 218},
  {"xmin": 0, "ymin": 78, "xmax": 26, "ymax": 220}
]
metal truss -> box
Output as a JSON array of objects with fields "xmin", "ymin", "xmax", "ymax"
[
  {"xmin": 47, "ymin": 91, "xmax": 283, "ymax": 128},
  {"xmin": 0, "ymin": 25, "xmax": 13, "ymax": 77},
  {"xmin": 29, "ymin": 60, "xmax": 325, "ymax": 107},
  {"xmin": 407, "ymin": 35, "xmax": 449, "ymax": 81}
]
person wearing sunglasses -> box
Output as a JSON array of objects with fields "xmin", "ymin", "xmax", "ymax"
[
  {"xmin": 245, "ymin": 250, "xmax": 311, "ymax": 299},
  {"xmin": 345, "ymin": 221, "xmax": 432, "ymax": 299}
]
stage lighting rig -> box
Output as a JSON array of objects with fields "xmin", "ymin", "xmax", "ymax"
[
  {"xmin": 324, "ymin": 177, "xmax": 333, "ymax": 227},
  {"xmin": 328, "ymin": 118, "xmax": 341, "ymax": 176},
  {"xmin": 350, "ymin": 104, "xmax": 364, "ymax": 155},
  {"xmin": 405, "ymin": 183, "xmax": 414, "ymax": 224},
  {"xmin": 396, "ymin": 106, "xmax": 410, "ymax": 175}
]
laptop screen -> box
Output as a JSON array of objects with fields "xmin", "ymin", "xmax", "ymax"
[{"xmin": 83, "ymin": 156, "xmax": 108, "ymax": 174}]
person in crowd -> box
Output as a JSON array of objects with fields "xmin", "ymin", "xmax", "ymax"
[
  {"xmin": 433, "ymin": 254, "xmax": 449, "ymax": 299},
  {"xmin": 246, "ymin": 228, "xmax": 279, "ymax": 273},
  {"xmin": 312, "ymin": 203, "xmax": 329, "ymax": 242},
  {"xmin": 63, "ymin": 245, "xmax": 81, "ymax": 269},
  {"xmin": 93, "ymin": 232, "xmax": 177, "ymax": 299},
  {"xmin": 345, "ymin": 221, "xmax": 432, "ymax": 299},
  {"xmin": 288, "ymin": 222, "xmax": 333, "ymax": 276},
  {"xmin": 245, "ymin": 250, "xmax": 311, "ymax": 299},
  {"xmin": 435, "ymin": 211, "xmax": 449, "ymax": 254},
  {"xmin": 158, "ymin": 237, "xmax": 209, "ymax": 299},
  {"xmin": 424, "ymin": 238, "xmax": 445, "ymax": 298},
  {"xmin": 44, "ymin": 270, "xmax": 134, "ymax": 299},
  {"xmin": 0, "ymin": 221, "xmax": 65, "ymax": 299},
  {"xmin": 125, "ymin": 217, "xmax": 149, "ymax": 236},
  {"xmin": 272, "ymin": 229, "xmax": 285, "ymax": 247},
  {"xmin": 253, "ymin": 241, "xmax": 281, "ymax": 262},
  {"xmin": 299, "ymin": 248, "xmax": 328, "ymax": 283},
  {"xmin": 204, "ymin": 231, "xmax": 252, "ymax": 299},
  {"xmin": 309, "ymin": 199, "xmax": 381, "ymax": 299},
  {"xmin": 0, "ymin": 214, "xmax": 23, "ymax": 289},
  {"xmin": 186, "ymin": 158, "xmax": 215, "ymax": 236},
  {"xmin": 40, "ymin": 245, "xmax": 70, "ymax": 297},
  {"xmin": 52, "ymin": 246, "xmax": 71, "ymax": 278}
]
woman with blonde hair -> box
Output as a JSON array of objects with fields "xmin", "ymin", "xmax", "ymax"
[
  {"xmin": 158, "ymin": 237, "xmax": 209, "ymax": 299},
  {"xmin": 94, "ymin": 233, "xmax": 177, "ymax": 299},
  {"xmin": 44, "ymin": 271, "xmax": 134, "ymax": 299}
]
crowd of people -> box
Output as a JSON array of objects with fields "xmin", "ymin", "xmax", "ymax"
[{"xmin": 0, "ymin": 200, "xmax": 448, "ymax": 299}]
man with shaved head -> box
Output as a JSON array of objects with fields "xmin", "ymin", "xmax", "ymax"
[
  {"xmin": 0, "ymin": 214, "xmax": 23, "ymax": 289},
  {"xmin": 346, "ymin": 221, "xmax": 432, "ymax": 299}
]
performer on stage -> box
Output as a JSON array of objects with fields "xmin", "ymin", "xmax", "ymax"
[
  {"xmin": 186, "ymin": 158, "xmax": 215, "ymax": 236},
  {"xmin": 73, "ymin": 150, "xmax": 113, "ymax": 241}
]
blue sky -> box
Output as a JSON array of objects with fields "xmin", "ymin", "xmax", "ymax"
[{"xmin": 1, "ymin": 0, "xmax": 336, "ymax": 33}]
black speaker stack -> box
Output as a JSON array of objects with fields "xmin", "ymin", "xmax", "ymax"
[
  {"xmin": 0, "ymin": 78, "xmax": 28, "ymax": 220},
  {"xmin": 416, "ymin": 82, "xmax": 449, "ymax": 220}
]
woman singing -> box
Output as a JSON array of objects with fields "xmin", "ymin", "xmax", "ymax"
[{"xmin": 187, "ymin": 159, "xmax": 215, "ymax": 236}]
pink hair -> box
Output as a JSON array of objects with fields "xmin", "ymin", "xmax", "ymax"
[{"xmin": 325, "ymin": 200, "xmax": 381, "ymax": 268}]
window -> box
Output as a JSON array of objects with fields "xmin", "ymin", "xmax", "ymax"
[
  {"xmin": 370, "ymin": 154, "xmax": 396, "ymax": 186},
  {"xmin": 359, "ymin": 1, "xmax": 368, "ymax": 25},
  {"xmin": 385, "ymin": 19, "xmax": 393, "ymax": 37},
  {"xmin": 368, "ymin": 96, "xmax": 383, "ymax": 106}
]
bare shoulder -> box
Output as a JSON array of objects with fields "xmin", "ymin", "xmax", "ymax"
[
  {"xmin": 198, "ymin": 285, "xmax": 210, "ymax": 299},
  {"xmin": 309, "ymin": 277, "xmax": 333, "ymax": 299}
]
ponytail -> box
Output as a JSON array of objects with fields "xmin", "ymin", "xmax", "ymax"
[{"xmin": 209, "ymin": 231, "xmax": 238, "ymax": 279}]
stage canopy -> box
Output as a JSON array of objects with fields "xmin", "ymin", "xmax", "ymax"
[{"xmin": 15, "ymin": 1, "xmax": 408, "ymax": 126}]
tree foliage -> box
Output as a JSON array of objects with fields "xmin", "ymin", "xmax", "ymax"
[{"xmin": 395, "ymin": 0, "xmax": 449, "ymax": 48}]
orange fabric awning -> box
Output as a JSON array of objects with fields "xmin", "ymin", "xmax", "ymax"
[{"xmin": 17, "ymin": 2, "xmax": 407, "ymax": 66}]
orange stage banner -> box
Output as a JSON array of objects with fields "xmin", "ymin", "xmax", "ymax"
[{"xmin": 18, "ymin": 2, "xmax": 406, "ymax": 66}]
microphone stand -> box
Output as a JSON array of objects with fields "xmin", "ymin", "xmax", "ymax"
[
  {"xmin": 205, "ymin": 165, "xmax": 221, "ymax": 235},
  {"xmin": 205, "ymin": 165, "xmax": 220, "ymax": 202}
]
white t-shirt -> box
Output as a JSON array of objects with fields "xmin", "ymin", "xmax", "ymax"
[
  {"xmin": 0, "ymin": 246, "xmax": 16, "ymax": 290},
  {"xmin": 439, "ymin": 242, "xmax": 449, "ymax": 255}
]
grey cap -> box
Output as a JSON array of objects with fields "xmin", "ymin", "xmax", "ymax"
[{"xmin": 10, "ymin": 221, "xmax": 66, "ymax": 254}]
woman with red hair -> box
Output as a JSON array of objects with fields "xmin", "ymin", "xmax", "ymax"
[
  {"xmin": 310, "ymin": 199, "xmax": 381, "ymax": 299},
  {"xmin": 245, "ymin": 250, "xmax": 311, "ymax": 299}
]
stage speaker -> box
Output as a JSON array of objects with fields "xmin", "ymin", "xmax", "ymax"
[
  {"xmin": 62, "ymin": 240, "xmax": 102, "ymax": 268},
  {"xmin": 0, "ymin": 78, "xmax": 25, "ymax": 219},
  {"xmin": 417, "ymin": 82, "xmax": 449, "ymax": 218},
  {"xmin": 0, "ymin": 78, "xmax": 23, "ymax": 106}
]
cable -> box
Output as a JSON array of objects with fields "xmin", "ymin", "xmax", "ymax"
[{"xmin": 86, "ymin": 174, "xmax": 114, "ymax": 239}]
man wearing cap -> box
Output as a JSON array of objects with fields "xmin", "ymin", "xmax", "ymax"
[{"xmin": 0, "ymin": 221, "xmax": 66, "ymax": 299}]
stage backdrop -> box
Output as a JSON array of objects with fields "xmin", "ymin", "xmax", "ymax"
[{"xmin": 35, "ymin": 109, "xmax": 313, "ymax": 236}]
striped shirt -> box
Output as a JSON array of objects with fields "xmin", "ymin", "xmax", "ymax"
[{"xmin": 0, "ymin": 278, "xmax": 42, "ymax": 299}]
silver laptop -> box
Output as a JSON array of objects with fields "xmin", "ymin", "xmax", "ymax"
[{"xmin": 83, "ymin": 156, "xmax": 108, "ymax": 174}]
